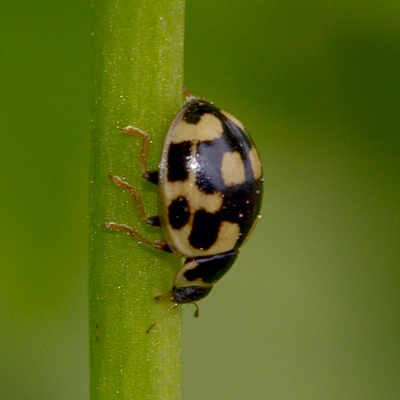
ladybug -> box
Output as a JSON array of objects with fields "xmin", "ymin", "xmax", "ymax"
[{"xmin": 105, "ymin": 90, "xmax": 263, "ymax": 332}]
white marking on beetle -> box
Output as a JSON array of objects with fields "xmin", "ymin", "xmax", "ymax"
[
  {"xmin": 169, "ymin": 114, "xmax": 223, "ymax": 143},
  {"xmin": 249, "ymin": 147, "xmax": 262, "ymax": 180},
  {"xmin": 220, "ymin": 110, "xmax": 245, "ymax": 130},
  {"xmin": 221, "ymin": 151, "xmax": 246, "ymax": 186}
]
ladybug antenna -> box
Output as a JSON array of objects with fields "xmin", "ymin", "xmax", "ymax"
[
  {"xmin": 146, "ymin": 302, "xmax": 179, "ymax": 334},
  {"xmin": 193, "ymin": 302, "xmax": 199, "ymax": 317},
  {"xmin": 183, "ymin": 86, "xmax": 196, "ymax": 101}
]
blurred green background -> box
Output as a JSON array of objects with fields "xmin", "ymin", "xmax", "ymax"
[{"xmin": 1, "ymin": 0, "xmax": 399, "ymax": 399}]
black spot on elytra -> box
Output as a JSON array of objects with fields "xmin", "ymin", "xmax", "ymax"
[
  {"xmin": 194, "ymin": 118, "xmax": 255, "ymax": 194},
  {"xmin": 168, "ymin": 196, "xmax": 190, "ymax": 229},
  {"xmin": 183, "ymin": 101, "xmax": 220, "ymax": 124},
  {"xmin": 221, "ymin": 119, "xmax": 253, "ymax": 160},
  {"xmin": 219, "ymin": 178, "xmax": 263, "ymax": 248},
  {"xmin": 189, "ymin": 209, "xmax": 221, "ymax": 250},
  {"xmin": 167, "ymin": 141, "xmax": 192, "ymax": 182},
  {"xmin": 195, "ymin": 140, "xmax": 225, "ymax": 194}
]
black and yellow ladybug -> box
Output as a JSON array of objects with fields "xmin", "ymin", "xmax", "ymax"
[{"xmin": 105, "ymin": 90, "xmax": 263, "ymax": 332}]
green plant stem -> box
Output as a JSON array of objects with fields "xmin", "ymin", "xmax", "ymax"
[{"xmin": 89, "ymin": 0, "xmax": 185, "ymax": 399}]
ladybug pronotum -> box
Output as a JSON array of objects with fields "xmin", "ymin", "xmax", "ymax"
[{"xmin": 105, "ymin": 90, "xmax": 263, "ymax": 332}]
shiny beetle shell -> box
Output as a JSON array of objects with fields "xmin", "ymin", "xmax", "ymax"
[{"xmin": 158, "ymin": 98, "xmax": 263, "ymax": 261}]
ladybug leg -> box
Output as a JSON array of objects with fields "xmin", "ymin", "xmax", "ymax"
[
  {"xmin": 105, "ymin": 174, "xmax": 172, "ymax": 253},
  {"xmin": 108, "ymin": 173, "xmax": 160, "ymax": 227},
  {"xmin": 122, "ymin": 126, "xmax": 158, "ymax": 184},
  {"xmin": 104, "ymin": 222, "xmax": 171, "ymax": 253}
]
